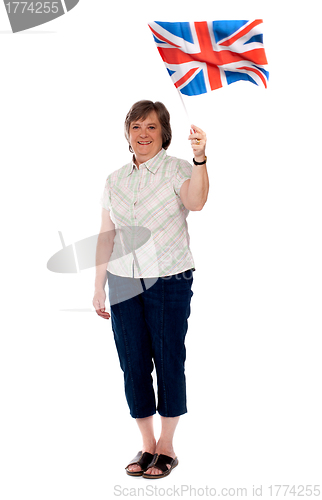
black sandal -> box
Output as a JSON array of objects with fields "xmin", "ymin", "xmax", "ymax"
[
  {"xmin": 142, "ymin": 453, "xmax": 179, "ymax": 479},
  {"xmin": 125, "ymin": 451, "xmax": 155, "ymax": 477}
]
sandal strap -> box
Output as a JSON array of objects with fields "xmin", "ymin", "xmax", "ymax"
[
  {"xmin": 125, "ymin": 451, "xmax": 154, "ymax": 470},
  {"xmin": 149, "ymin": 453, "xmax": 176, "ymax": 473},
  {"xmin": 138, "ymin": 452, "xmax": 155, "ymax": 470}
]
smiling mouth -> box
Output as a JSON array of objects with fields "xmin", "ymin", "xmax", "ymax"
[{"xmin": 138, "ymin": 141, "xmax": 152, "ymax": 145}]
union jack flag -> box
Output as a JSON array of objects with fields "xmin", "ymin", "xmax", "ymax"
[{"xmin": 148, "ymin": 20, "xmax": 269, "ymax": 96}]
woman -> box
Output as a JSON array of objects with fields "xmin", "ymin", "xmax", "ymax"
[{"xmin": 93, "ymin": 100, "xmax": 209, "ymax": 479}]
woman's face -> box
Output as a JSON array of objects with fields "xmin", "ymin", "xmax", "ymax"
[{"xmin": 129, "ymin": 111, "xmax": 163, "ymax": 166}]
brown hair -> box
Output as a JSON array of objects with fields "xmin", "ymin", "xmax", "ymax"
[{"xmin": 124, "ymin": 100, "xmax": 172, "ymax": 153}]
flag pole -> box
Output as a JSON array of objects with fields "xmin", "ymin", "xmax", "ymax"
[{"xmin": 176, "ymin": 88, "xmax": 191, "ymax": 129}]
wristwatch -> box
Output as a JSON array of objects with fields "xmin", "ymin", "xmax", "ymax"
[{"xmin": 193, "ymin": 156, "xmax": 207, "ymax": 165}]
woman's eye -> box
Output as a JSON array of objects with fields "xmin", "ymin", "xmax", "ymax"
[{"xmin": 149, "ymin": 126, "xmax": 155, "ymax": 130}]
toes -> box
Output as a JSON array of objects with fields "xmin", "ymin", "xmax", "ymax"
[
  {"xmin": 128, "ymin": 464, "xmax": 141, "ymax": 472},
  {"xmin": 145, "ymin": 466, "xmax": 162, "ymax": 475}
]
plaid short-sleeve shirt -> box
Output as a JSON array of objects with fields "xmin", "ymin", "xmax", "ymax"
[{"xmin": 100, "ymin": 148, "xmax": 196, "ymax": 278}]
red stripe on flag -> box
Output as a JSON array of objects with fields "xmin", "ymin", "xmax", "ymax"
[
  {"xmin": 237, "ymin": 66, "xmax": 267, "ymax": 88},
  {"xmin": 174, "ymin": 68, "xmax": 200, "ymax": 88},
  {"xmin": 206, "ymin": 64, "xmax": 223, "ymax": 90},
  {"xmin": 194, "ymin": 22, "xmax": 223, "ymax": 89},
  {"xmin": 194, "ymin": 21, "xmax": 215, "ymax": 60},
  {"xmin": 219, "ymin": 19, "xmax": 263, "ymax": 46},
  {"xmin": 158, "ymin": 46, "xmax": 267, "ymax": 67},
  {"xmin": 158, "ymin": 47, "xmax": 192, "ymax": 64},
  {"xmin": 242, "ymin": 48, "xmax": 268, "ymax": 65}
]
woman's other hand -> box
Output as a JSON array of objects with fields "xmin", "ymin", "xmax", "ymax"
[{"xmin": 93, "ymin": 289, "xmax": 110, "ymax": 319}]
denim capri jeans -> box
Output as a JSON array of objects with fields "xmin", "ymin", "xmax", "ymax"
[{"xmin": 107, "ymin": 268, "xmax": 194, "ymax": 418}]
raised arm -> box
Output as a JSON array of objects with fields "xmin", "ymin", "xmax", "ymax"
[{"xmin": 180, "ymin": 125, "xmax": 209, "ymax": 211}]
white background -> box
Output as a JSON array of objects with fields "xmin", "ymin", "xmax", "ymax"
[{"xmin": 1, "ymin": 0, "xmax": 321, "ymax": 498}]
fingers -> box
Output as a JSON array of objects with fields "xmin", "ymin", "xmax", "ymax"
[
  {"xmin": 189, "ymin": 125, "xmax": 206, "ymax": 140},
  {"xmin": 188, "ymin": 124, "xmax": 207, "ymax": 158},
  {"xmin": 93, "ymin": 298, "xmax": 110, "ymax": 319},
  {"xmin": 95, "ymin": 307, "xmax": 111, "ymax": 319},
  {"xmin": 190, "ymin": 124, "xmax": 204, "ymax": 134},
  {"xmin": 97, "ymin": 310, "xmax": 111, "ymax": 319},
  {"xmin": 188, "ymin": 125, "xmax": 207, "ymax": 147}
]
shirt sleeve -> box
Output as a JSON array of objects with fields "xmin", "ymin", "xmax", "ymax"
[
  {"xmin": 100, "ymin": 177, "xmax": 111, "ymax": 211},
  {"xmin": 173, "ymin": 159, "xmax": 193, "ymax": 196}
]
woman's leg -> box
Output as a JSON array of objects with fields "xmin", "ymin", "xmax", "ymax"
[
  {"xmin": 139, "ymin": 270, "xmax": 193, "ymax": 475},
  {"xmin": 144, "ymin": 416, "xmax": 180, "ymax": 476},
  {"xmin": 108, "ymin": 273, "xmax": 157, "ymax": 419},
  {"xmin": 143, "ymin": 270, "xmax": 194, "ymax": 418},
  {"xmin": 127, "ymin": 416, "xmax": 157, "ymax": 473}
]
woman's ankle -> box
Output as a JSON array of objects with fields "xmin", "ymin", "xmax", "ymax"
[
  {"xmin": 155, "ymin": 439, "xmax": 175, "ymax": 457},
  {"xmin": 142, "ymin": 438, "xmax": 157, "ymax": 454}
]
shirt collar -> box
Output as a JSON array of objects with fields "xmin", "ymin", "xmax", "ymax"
[{"xmin": 126, "ymin": 148, "xmax": 167, "ymax": 176}]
